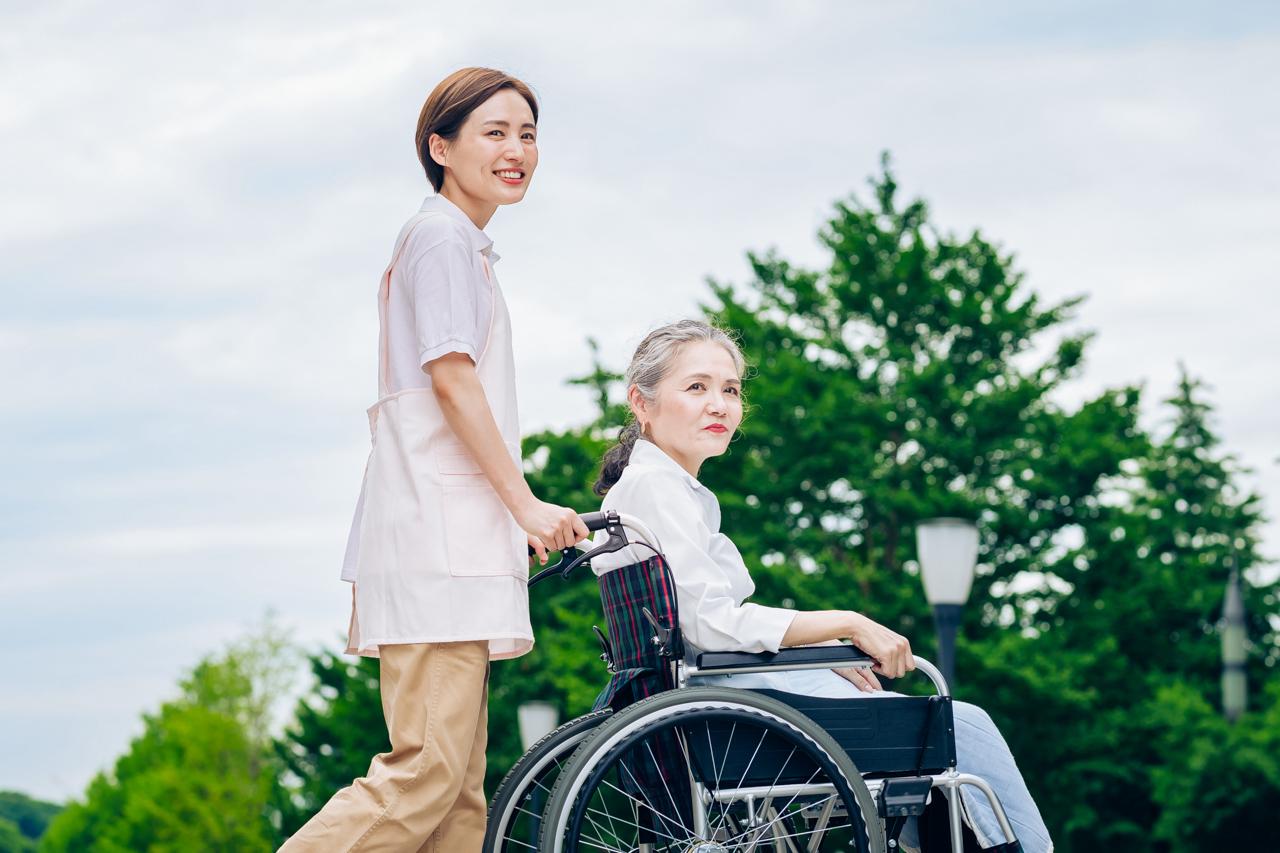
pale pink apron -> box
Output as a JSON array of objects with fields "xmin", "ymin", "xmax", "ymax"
[{"xmin": 343, "ymin": 214, "xmax": 532, "ymax": 660}]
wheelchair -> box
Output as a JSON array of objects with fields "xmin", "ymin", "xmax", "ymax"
[{"xmin": 486, "ymin": 511, "xmax": 1022, "ymax": 853}]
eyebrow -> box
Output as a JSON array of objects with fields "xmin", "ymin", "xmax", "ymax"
[
  {"xmin": 682, "ymin": 373, "xmax": 741, "ymax": 385},
  {"xmin": 481, "ymin": 120, "xmax": 538, "ymax": 130}
]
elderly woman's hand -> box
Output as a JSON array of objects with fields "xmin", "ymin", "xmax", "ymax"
[
  {"xmin": 848, "ymin": 612, "xmax": 914, "ymax": 679},
  {"xmin": 836, "ymin": 665, "xmax": 883, "ymax": 692}
]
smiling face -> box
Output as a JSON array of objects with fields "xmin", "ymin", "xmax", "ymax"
[
  {"xmin": 429, "ymin": 87, "xmax": 538, "ymax": 226},
  {"xmin": 630, "ymin": 340, "xmax": 744, "ymax": 477}
]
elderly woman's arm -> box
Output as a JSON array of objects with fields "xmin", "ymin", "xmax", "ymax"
[{"xmin": 781, "ymin": 610, "xmax": 915, "ymax": 679}]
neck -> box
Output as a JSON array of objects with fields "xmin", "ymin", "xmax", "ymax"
[
  {"xmin": 648, "ymin": 438, "xmax": 703, "ymax": 479},
  {"xmin": 440, "ymin": 183, "xmax": 497, "ymax": 230}
]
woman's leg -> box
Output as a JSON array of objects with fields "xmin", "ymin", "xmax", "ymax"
[
  {"xmin": 279, "ymin": 640, "xmax": 490, "ymax": 852},
  {"xmin": 418, "ymin": 663, "xmax": 489, "ymax": 852},
  {"xmin": 951, "ymin": 701, "xmax": 1052, "ymax": 853},
  {"xmin": 696, "ymin": 671, "xmax": 1051, "ymax": 851}
]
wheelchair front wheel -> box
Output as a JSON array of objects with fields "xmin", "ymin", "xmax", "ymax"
[
  {"xmin": 538, "ymin": 687, "xmax": 886, "ymax": 853},
  {"xmin": 485, "ymin": 708, "xmax": 613, "ymax": 853}
]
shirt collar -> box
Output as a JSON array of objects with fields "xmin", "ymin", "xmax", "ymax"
[
  {"xmin": 419, "ymin": 194, "xmax": 500, "ymax": 264},
  {"xmin": 631, "ymin": 438, "xmax": 707, "ymax": 493}
]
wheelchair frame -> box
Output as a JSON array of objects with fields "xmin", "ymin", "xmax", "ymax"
[{"xmin": 487, "ymin": 511, "xmax": 1020, "ymax": 853}]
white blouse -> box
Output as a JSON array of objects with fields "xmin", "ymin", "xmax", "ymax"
[
  {"xmin": 385, "ymin": 194, "xmax": 498, "ymax": 393},
  {"xmin": 592, "ymin": 439, "xmax": 798, "ymax": 654}
]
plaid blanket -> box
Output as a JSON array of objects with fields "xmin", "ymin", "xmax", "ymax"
[
  {"xmin": 591, "ymin": 556, "xmax": 691, "ymax": 839},
  {"xmin": 592, "ymin": 555, "xmax": 684, "ymax": 713}
]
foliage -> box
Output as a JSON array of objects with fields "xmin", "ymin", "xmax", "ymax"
[
  {"xmin": 0, "ymin": 792, "xmax": 60, "ymax": 850},
  {"xmin": 39, "ymin": 625, "xmax": 294, "ymax": 852},
  {"xmin": 1147, "ymin": 679, "xmax": 1280, "ymax": 850},
  {"xmin": 273, "ymin": 650, "xmax": 386, "ymax": 836},
  {"xmin": 0, "ymin": 820, "xmax": 35, "ymax": 853}
]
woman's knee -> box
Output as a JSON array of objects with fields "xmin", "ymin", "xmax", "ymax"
[{"xmin": 952, "ymin": 700, "xmax": 996, "ymax": 729}]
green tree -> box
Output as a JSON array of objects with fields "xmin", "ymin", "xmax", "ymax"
[
  {"xmin": 1009, "ymin": 368, "xmax": 1279, "ymax": 849},
  {"xmin": 40, "ymin": 627, "xmax": 293, "ymax": 852},
  {"xmin": 0, "ymin": 820, "xmax": 34, "ymax": 853},
  {"xmin": 0, "ymin": 792, "xmax": 60, "ymax": 851},
  {"xmin": 1147, "ymin": 679, "xmax": 1280, "ymax": 851},
  {"xmin": 274, "ymin": 650, "xmax": 385, "ymax": 836}
]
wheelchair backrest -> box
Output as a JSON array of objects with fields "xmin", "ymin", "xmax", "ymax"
[{"xmin": 592, "ymin": 555, "xmax": 685, "ymax": 712}]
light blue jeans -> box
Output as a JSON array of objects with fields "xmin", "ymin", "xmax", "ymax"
[{"xmin": 694, "ymin": 667, "xmax": 1053, "ymax": 853}]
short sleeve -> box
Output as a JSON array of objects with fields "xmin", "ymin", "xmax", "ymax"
[
  {"xmin": 605, "ymin": 470, "xmax": 797, "ymax": 653},
  {"xmin": 401, "ymin": 221, "xmax": 489, "ymax": 369}
]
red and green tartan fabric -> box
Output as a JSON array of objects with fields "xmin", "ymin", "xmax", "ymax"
[
  {"xmin": 591, "ymin": 554, "xmax": 694, "ymax": 838},
  {"xmin": 591, "ymin": 554, "xmax": 684, "ymax": 713}
]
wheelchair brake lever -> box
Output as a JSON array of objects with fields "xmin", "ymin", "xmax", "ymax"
[
  {"xmin": 551, "ymin": 510, "xmax": 628, "ymax": 579},
  {"xmin": 640, "ymin": 606, "xmax": 672, "ymax": 652},
  {"xmin": 527, "ymin": 546, "xmax": 583, "ymax": 588},
  {"xmin": 592, "ymin": 625, "xmax": 616, "ymax": 673}
]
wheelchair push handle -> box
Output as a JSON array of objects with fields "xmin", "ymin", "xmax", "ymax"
[
  {"xmin": 523, "ymin": 512, "xmax": 613, "ymax": 557},
  {"xmin": 527, "ymin": 510, "xmax": 664, "ymax": 588}
]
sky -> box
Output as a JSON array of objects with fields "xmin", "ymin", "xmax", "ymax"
[{"xmin": 1, "ymin": 1, "xmax": 1277, "ymax": 801}]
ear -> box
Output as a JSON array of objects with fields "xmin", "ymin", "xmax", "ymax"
[
  {"xmin": 626, "ymin": 384, "xmax": 647, "ymax": 422},
  {"xmin": 427, "ymin": 133, "xmax": 449, "ymax": 169}
]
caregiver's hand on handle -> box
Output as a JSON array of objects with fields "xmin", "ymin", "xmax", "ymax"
[{"xmin": 516, "ymin": 498, "xmax": 590, "ymax": 564}]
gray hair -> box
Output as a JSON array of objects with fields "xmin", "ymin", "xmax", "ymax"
[{"xmin": 593, "ymin": 319, "xmax": 746, "ymax": 496}]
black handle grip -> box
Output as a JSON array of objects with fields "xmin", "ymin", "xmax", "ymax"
[
  {"xmin": 526, "ymin": 512, "xmax": 610, "ymax": 556},
  {"xmin": 578, "ymin": 511, "xmax": 610, "ymax": 532}
]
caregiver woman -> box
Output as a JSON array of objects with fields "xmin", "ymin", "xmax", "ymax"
[
  {"xmin": 282, "ymin": 68, "xmax": 588, "ymax": 852},
  {"xmin": 591, "ymin": 320, "xmax": 1053, "ymax": 853}
]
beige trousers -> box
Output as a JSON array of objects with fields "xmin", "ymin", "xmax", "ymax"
[{"xmin": 280, "ymin": 640, "xmax": 490, "ymax": 853}]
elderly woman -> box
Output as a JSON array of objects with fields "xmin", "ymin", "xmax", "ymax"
[{"xmin": 590, "ymin": 319, "xmax": 1052, "ymax": 853}]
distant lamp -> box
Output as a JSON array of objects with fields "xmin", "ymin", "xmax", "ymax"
[
  {"xmin": 517, "ymin": 700, "xmax": 560, "ymax": 751},
  {"xmin": 916, "ymin": 518, "xmax": 980, "ymax": 691},
  {"xmin": 1221, "ymin": 562, "xmax": 1247, "ymax": 723}
]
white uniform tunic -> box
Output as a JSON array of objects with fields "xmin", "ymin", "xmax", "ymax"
[
  {"xmin": 342, "ymin": 195, "xmax": 532, "ymax": 660},
  {"xmin": 591, "ymin": 439, "xmax": 798, "ymax": 655}
]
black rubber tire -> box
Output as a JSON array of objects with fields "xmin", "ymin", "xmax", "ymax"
[
  {"xmin": 537, "ymin": 687, "xmax": 886, "ymax": 853},
  {"xmin": 484, "ymin": 709, "xmax": 613, "ymax": 853}
]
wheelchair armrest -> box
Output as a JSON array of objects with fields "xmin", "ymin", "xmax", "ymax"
[{"xmin": 694, "ymin": 644, "xmax": 873, "ymax": 674}]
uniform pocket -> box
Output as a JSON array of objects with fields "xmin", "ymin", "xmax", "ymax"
[
  {"xmin": 442, "ymin": 484, "xmax": 526, "ymax": 578},
  {"xmin": 436, "ymin": 445, "xmax": 485, "ymax": 482}
]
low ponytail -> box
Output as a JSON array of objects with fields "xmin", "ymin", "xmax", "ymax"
[
  {"xmin": 591, "ymin": 319, "xmax": 747, "ymax": 496},
  {"xmin": 593, "ymin": 422, "xmax": 642, "ymax": 496}
]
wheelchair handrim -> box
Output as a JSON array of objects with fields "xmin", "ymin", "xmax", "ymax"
[
  {"xmin": 487, "ymin": 711, "xmax": 612, "ymax": 851},
  {"xmin": 544, "ymin": 696, "xmax": 878, "ymax": 853}
]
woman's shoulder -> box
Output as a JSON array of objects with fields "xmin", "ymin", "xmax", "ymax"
[
  {"xmin": 604, "ymin": 460, "xmax": 695, "ymax": 510},
  {"xmin": 400, "ymin": 211, "xmax": 471, "ymax": 256}
]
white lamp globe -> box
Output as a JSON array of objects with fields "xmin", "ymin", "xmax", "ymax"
[
  {"xmin": 517, "ymin": 700, "xmax": 560, "ymax": 751},
  {"xmin": 916, "ymin": 518, "xmax": 980, "ymax": 606}
]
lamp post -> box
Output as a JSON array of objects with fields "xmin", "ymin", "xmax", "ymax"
[
  {"xmin": 1221, "ymin": 562, "xmax": 1247, "ymax": 723},
  {"xmin": 916, "ymin": 518, "xmax": 979, "ymax": 691},
  {"xmin": 517, "ymin": 700, "xmax": 560, "ymax": 751},
  {"xmin": 517, "ymin": 700, "xmax": 560, "ymax": 847}
]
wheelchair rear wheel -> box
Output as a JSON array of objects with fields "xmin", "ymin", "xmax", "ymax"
[
  {"xmin": 486, "ymin": 709, "xmax": 613, "ymax": 853},
  {"xmin": 538, "ymin": 687, "xmax": 886, "ymax": 853}
]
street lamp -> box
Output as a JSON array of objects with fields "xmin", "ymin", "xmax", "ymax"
[
  {"xmin": 517, "ymin": 701, "xmax": 560, "ymax": 847},
  {"xmin": 517, "ymin": 700, "xmax": 560, "ymax": 752},
  {"xmin": 1221, "ymin": 563, "xmax": 1247, "ymax": 723},
  {"xmin": 916, "ymin": 517, "xmax": 979, "ymax": 691}
]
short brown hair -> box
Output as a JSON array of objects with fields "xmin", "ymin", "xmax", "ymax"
[{"xmin": 415, "ymin": 68, "xmax": 539, "ymax": 192}]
